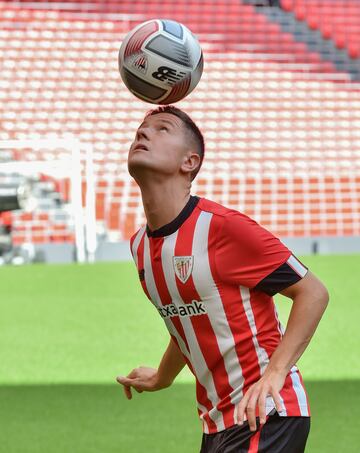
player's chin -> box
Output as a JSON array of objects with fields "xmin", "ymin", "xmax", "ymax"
[{"xmin": 127, "ymin": 158, "xmax": 153, "ymax": 178}]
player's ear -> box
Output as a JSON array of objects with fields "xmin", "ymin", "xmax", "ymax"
[{"xmin": 181, "ymin": 151, "xmax": 201, "ymax": 177}]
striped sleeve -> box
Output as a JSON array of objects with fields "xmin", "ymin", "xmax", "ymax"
[
  {"xmin": 130, "ymin": 226, "xmax": 146, "ymax": 267},
  {"xmin": 254, "ymin": 254, "xmax": 308, "ymax": 296}
]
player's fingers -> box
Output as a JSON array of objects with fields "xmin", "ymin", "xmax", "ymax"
[
  {"xmin": 272, "ymin": 391, "xmax": 284, "ymax": 414},
  {"xmin": 123, "ymin": 385, "xmax": 132, "ymax": 399},
  {"xmin": 236, "ymin": 397, "xmax": 248, "ymax": 425},
  {"xmin": 258, "ymin": 392, "xmax": 267, "ymax": 425},
  {"xmin": 237, "ymin": 387, "xmax": 253, "ymax": 425},
  {"xmin": 130, "ymin": 379, "xmax": 143, "ymax": 393},
  {"xmin": 126, "ymin": 377, "xmax": 147, "ymax": 394},
  {"xmin": 246, "ymin": 394, "xmax": 258, "ymax": 432},
  {"xmin": 116, "ymin": 376, "xmax": 132, "ymax": 386},
  {"xmin": 127, "ymin": 369, "xmax": 140, "ymax": 379},
  {"xmin": 116, "ymin": 376, "xmax": 133, "ymax": 399}
]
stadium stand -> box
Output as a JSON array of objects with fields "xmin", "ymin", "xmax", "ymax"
[
  {"xmin": 280, "ymin": 0, "xmax": 360, "ymax": 59},
  {"xmin": 0, "ymin": 0, "xmax": 359, "ymax": 250}
]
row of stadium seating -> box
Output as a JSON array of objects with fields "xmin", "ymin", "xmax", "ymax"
[
  {"xmin": 0, "ymin": 1, "xmax": 359, "ymax": 243},
  {"xmin": 116, "ymin": 175, "xmax": 360, "ymax": 238},
  {"xmin": 3, "ymin": 0, "xmax": 359, "ymax": 59},
  {"xmin": 1, "ymin": 0, "xmax": 353, "ymax": 77},
  {"xmin": 1, "ymin": 0, "xmax": 263, "ymax": 17},
  {"xmin": 280, "ymin": 0, "xmax": 360, "ymax": 58},
  {"xmin": 3, "ymin": 173, "xmax": 359, "ymax": 242}
]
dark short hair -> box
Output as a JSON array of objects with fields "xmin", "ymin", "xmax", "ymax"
[{"xmin": 145, "ymin": 105, "xmax": 205, "ymax": 181}]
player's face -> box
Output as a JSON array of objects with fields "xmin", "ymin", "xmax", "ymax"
[{"xmin": 128, "ymin": 113, "xmax": 189, "ymax": 180}]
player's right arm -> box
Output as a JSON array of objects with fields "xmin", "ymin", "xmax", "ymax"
[{"xmin": 116, "ymin": 337, "xmax": 186, "ymax": 399}]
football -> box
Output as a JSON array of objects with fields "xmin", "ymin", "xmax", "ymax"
[{"xmin": 118, "ymin": 19, "xmax": 203, "ymax": 104}]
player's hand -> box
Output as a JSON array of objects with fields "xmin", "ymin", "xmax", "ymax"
[
  {"xmin": 236, "ymin": 370, "xmax": 286, "ymax": 432},
  {"xmin": 116, "ymin": 366, "xmax": 169, "ymax": 400}
]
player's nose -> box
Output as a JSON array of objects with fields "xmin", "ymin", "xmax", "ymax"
[{"xmin": 136, "ymin": 126, "xmax": 150, "ymax": 142}]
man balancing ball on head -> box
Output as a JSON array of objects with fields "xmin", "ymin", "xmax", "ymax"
[{"xmin": 117, "ymin": 105, "xmax": 329, "ymax": 452}]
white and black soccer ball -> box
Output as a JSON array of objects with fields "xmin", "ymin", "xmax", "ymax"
[{"xmin": 118, "ymin": 19, "xmax": 203, "ymax": 104}]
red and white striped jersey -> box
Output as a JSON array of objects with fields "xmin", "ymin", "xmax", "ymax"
[{"xmin": 130, "ymin": 196, "xmax": 310, "ymax": 434}]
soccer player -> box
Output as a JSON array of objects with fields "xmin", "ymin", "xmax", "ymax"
[{"xmin": 117, "ymin": 105, "xmax": 329, "ymax": 452}]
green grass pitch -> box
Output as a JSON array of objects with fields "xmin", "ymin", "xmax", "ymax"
[{"xmin": 0, "ymin": 255, "xmax": 359, "ymax": 452}]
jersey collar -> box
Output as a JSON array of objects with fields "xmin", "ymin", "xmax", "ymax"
[{"xmin": 146, "ymin": 195, "xmax": 200, "ymax": 238}]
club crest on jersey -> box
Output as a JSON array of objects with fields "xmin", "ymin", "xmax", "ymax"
[{"xmin": 173, "ymin": 256, "xmax": 193, "ymax": 284}]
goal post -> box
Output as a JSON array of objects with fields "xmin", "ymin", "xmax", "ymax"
[{"xmin": 0, "ymin": 138, "xmax": 97, "ymax": 263}]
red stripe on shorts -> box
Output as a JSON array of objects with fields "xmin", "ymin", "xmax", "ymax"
[{"xmin": 248, "ymin": 425, "xmax": 263, "ymax": 453}]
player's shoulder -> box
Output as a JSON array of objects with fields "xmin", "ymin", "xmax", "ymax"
[
  {"xmin": 197, "ymin": 197, "xmax": 256, "ymax": 224},
  {"xmin": 197, "ymin": 197, "xmax": 234, "ymax": 216},
  {"xmin": 130, "ymin": 225, "xmax": 146, "ymax": 248},
  {"xmin": 130, "ymin": 231, "xmax": 137, "ymax": 247},
  {"xmin": 197, "ymin": 197, "xmax": 266, "ymax": 240}
]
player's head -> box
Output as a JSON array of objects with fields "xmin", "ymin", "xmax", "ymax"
[{"xmin": 128, "ymin": 105, "xmax": 205, "ymax": 183}]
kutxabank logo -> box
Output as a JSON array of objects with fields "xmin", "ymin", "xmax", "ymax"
[
  {"xmin": 157, "ymin": 300, "xmax": 207, "ymax": 319},
  {"xmin": 173, "ymin": 256, "xmax": 194, "ymax": 284}
]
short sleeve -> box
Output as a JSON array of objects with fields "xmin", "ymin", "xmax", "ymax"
[
  {"xmin": 254, "ymin": 255, "xmax": 308, "ymax": 296},
  {"xmin": 129, "ymin": 228, "xmax": 144, "ymax": 268},
  {"xmin": 215, "ymin": 212, "xmax": 293, "ymax": 289}
]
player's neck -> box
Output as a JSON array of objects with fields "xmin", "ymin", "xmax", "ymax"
[{"xmin": 140, "ymin": 181, "xmax": 191, "ymax": 232}]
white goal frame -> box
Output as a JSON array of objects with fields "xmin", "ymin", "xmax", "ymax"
[{"xmin": 0, "ymin": 138, "xmax": 97, "ymax": 263}]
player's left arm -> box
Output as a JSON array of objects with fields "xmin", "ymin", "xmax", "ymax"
[{"xmin": 236, "ymin": 270, "xmax": 329, "ymax": 431}]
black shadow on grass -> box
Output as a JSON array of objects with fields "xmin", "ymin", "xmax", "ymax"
[{"xmin": 0, "ymin": 381, "xmax": 359, "ymax": 453}]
